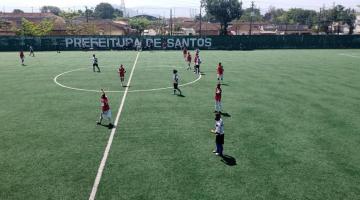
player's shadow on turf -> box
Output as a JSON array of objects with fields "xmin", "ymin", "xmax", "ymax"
[
  {"xmin": 98, "ymin": 124, "xmax": 116, "ymax": 129},
  {"xmin": 221, "ymin": 155, "xmax": 237, "ymax": 166},
  {"xmin": 177, "ymin": 94, "xmax": 186, "ymax": 97},
  {"xmin": 220, "ymin": 112, "xmax": 231, "ymax": 117},
  {"xmin": 221, "ymin": 83, "xmax": 229, "ymax": 86}
]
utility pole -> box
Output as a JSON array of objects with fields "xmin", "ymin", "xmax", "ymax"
[
  {"xmin": 249, "ymin": 1, "xmax": 254, "ymax": 35},
  {"xmin": 170, "ymin": 8, "xmax": 173, "ymax": 35},
  {"xmin": 85, "ymin": 6, "xmax": 89, "ymax": 23},
  {"xmin": 199, "ymin": 2, "xmax": 202, "ymax": 36},
  {"xmin": 317, "ymin": 8, "xmax": 321, "ymax": 34}
]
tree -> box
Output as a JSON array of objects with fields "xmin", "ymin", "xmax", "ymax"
[
  {"xmin": 203, "ymin": 0, "xmax": 243, "ymax": 35},
  {"xmin": 41, "ymin": 6, "xmax": 61, "ymax": 15},
  {"xmin": 113, "ymin": 9, "xmax": 124, "ymax": 18},
  {"xmin": 94, "ymin": 3, "xmax": 115, "ymax": 19},
  {"xmin": 319, "ymin": 5, "xmax": 356, "ymax": 35},
  {"xmin": 264, "ymin": 7, "xmax": 285, "ymax": 23},
  {"xmin": 13, "ymin": 9, "xmax": 24, "ymax": 14},
  {"xmin": 285, "ymin": 8, "xmax": 318, "ymax": 27},
  {"xmin": 15, "ymin": 18, "xmax": 54, "ymax": 36},
  {"xmin": 129, "ymin": 17, "xmax": 151, "ymax": 35},
  {"xmin": 59, "ymin": 10, "xmax": 83, "ymax": 21},
  {"xmin": 240, "ymin": 7, "xmax": 263, "ymax": 22}
]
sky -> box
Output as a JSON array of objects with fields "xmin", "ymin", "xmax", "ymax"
[{"xmin": 0, "ymin": 0, "xmax": 359, "ymax": 16}]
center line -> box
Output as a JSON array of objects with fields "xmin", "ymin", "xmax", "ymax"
[{"xmin": 89, "ymin": 52, "xmax": 140, "ymax": 200}]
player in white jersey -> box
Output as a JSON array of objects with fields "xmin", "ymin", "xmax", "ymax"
[
  {"xmin": 92, "ymin": 54, "xmax": 101, "ymax": 72},
  {"xmin": 212, "ymin": 113, "xmax": 224, "ymax": 156},
  {"xmin": 173, "ymin": 69, "xmax": 182, "ymax": 95}
]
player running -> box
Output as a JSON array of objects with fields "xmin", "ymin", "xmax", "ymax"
[
  {"xmin": 186, "ymin": 52, "xmax": 192, "ymax": 70},
  {"xmin": 19, "ymin": 50, "xmax": 25, "ymax": 65},
  {"xmin": 97, "ymin": 89, "xmax": 114, "ymax": 129},
  {"xmin": 173, "ymin": 69, "xmax": 182, "ymax": 96},
  {"xmin": 29, "ymin": 46, "xmax": 35, "ymax": 57},
  {"xmin": 118, "ymin": 64, "xmax": 126, "ymax": 87},
  {"xmin": 217, "ymin": 62, "xmax": 224, "ymax": 84},
  {"xmin": 92, "ymin": 54, "xmax": 101, "ymax": 72},
  {"xmin": 215, "ymin": 84, "xmax": 222, "ymax": 113}
]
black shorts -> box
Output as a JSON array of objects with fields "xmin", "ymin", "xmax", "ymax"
[
  {"xmin": 173, "ymin": 83, "xmax": 178, "ymax": 89},
  {"xmin": 216, "ymin": 134, "xmax": 224, "ymax": 144},
  {"xmin": 93, "ymin": 64, "xmax": 98, "ymax": 67}
]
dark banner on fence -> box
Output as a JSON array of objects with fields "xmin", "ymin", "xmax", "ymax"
[{"xmin": 0, "ymin": 35, "xmax": 360, "ymax": 51}]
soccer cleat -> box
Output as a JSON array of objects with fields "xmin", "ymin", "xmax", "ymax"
[
  {"xmin": 215, "ymin": 153, "xmax": 220, "ymax": 156},
  {"xmin": 108, "ymin": 123, "xmax": 114, "ymax": 129},
  {"xmin": 212, "ymin": 150, "xmax": 217, "ymax": 153},
  {"xmin": 96, "ymin": 121, "xmax": 101, "ymax": 125}
]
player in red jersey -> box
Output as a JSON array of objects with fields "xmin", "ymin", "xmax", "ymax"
[
  {"xmin": 118, "ymin": 64, "xmax": 126, "ymax": 87},
  {"xmin": 97, "ymin": 89, "xmax": 114, "ymax": 129},
  {"xmin": 182, "ymin": 46, "xmax": 188, "ymax": 59},
  {"xmin": 217, "ymin": 62, "xmax": 224, "ymax": 84},
  {"xmin": 19, "ymin": 50, "xmax": 25, "ymax": 65},
  {"xmin": 215, "ymin": 84, "xmax": 222, "ymax": 113},
  {"xmin": 186, "ymin": 52, "xmax": 192, "ymax": 70}
]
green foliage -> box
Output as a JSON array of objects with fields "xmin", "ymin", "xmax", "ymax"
[
  {"xmin": 16, "ymin": 18, "xmax": 54, "ymax": 36},
  {"xmin": 129, "ymin": 17, "xmax": 151, "ymax": 35},
  {"xmin": 264, "ymin": 7, "xmax": 286, "ymax": 23},
  {"xmin": 240, "ymin": 7, "xmax": 263, "ymax": 22},
  {"xmin": 203, "ymin": 0, "xmax": 243, "ymax": 35},
  {"xmin": 94, "ymin": 3, "xmax": 115, "ymax": 19},
  {"xmin": 113, "ymin": 9, "xmax": 124, "ymax": 18},
  {"xmin": 59, "ymin": 11, "xmax": 82, "ymax": 21},
  {"xmin": 12, "ymin": 9, "xmax": 24, "ymax": 14},
  {"xmin": 319, "ymin": 5, "xmax": 356, "ymax": 34},
  {"xmin": 40, "ymin": 6, "xmax": 61, "ymax": 15}
]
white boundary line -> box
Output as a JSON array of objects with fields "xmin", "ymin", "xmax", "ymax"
[
  {"xmin": 338, "ymin": 53, "xmax": 360, "ymax": 59},
  {"xmin": 53, "ymin": 68, "xmax": 202, "ymax": 93},
  {"xmin": 88, "ymin": 52, "xmax": 140, "ymax": 200}
]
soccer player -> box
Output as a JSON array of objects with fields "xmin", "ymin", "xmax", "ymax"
[
  {"xmin": 217, "ymin": 62, "xmax": 224, "ymax": 84},
  {"xmin": 186, "ymin": 52, "xmax": 192, "ymax": 70},
  {"xmin": 97, "ymin": 89, "xmax": 114, "ymax": 129},
  {"xmin": 173, "ymin": 69, "xmax": 182, "ymax": 95},
  {"xmin": 212, "ymin": 113, "xmax": 224, "ymax": 156},
  {"xmin": 92, "ymin": 54, "xmax": 101, "ymax": 72},
  {"xmin": 215, "ymin": 84, "xmax": 222, "ymax": 113},
  {"xmin": 194, "ymin": 53, "xmax": 201, "ymax": 75},
  {"xmin": 29, "ymin": 46, "xmax": 35, "ymax": 57},
  {"xmin": 182, "ymin": 46, "xmax": 188, "ymax": 60},
  {"xmin": 19, "ymin": 50, "xmax": 25, "ymax": 65},
  {"xmin": 118, "ymin": 64, "xmax": 126, "ymax": 87},
  {"xmin": 195, "ymin": 48, "xmax": 200, "ymax": 55}
]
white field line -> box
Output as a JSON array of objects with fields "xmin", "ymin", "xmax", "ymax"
[
  {"xmin": 53, "ymin": 68, "xmax": 202, "ymax": 93},
  {"xmin": 338, "ymin": 53, "xmax": 360, "ymax": 59},
  {"xmin": 88, "ymin": 52, "xmax": 140, "ymax": 200}
]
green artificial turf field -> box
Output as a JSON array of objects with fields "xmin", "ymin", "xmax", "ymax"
[{"xmin": 0, "ymin": 49, "xmax": 359, "ymax": 200}]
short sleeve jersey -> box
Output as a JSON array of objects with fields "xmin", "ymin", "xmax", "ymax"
[
  {"xmin": 215, "ymin": 88, "xmax": 222, "ymax": 101},
  {"xmin": 101, "ymin": 97, "xmax": 110, "ymax": 112},
  {"xmin": 93, "ymin": 57, "xmax": 98, "ymax": 65},
  {"xmin": 217, "ymin": 65, "xmax": 224, "ymax": 75},
  {"xmin": 173, "ymin": 74, "xmax": 179, "ymax": 84},
  {"xmin": 215, "ymin": 119, "xmax": 224, "ymax": 134}
]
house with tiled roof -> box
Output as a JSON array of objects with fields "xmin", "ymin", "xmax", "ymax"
[{"xmin": 0, "ymin": 12, "xmax": 67, "ymax": 35}]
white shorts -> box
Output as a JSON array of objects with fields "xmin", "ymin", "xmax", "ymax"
[{"xmin": 101, "ymin": 110, "xmax": 112, "ymax": 118}]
